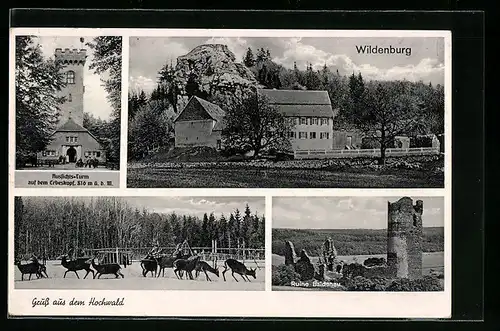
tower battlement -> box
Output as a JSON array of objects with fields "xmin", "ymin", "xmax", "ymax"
[
  {"xmin": 55, "ymin": 48, "xmax": 87, "ymax": 65},
  {"xmin": 387, "ymin": 197, "xmax": 423, "ymax": 279}
]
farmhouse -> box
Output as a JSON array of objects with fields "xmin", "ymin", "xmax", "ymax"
[
  {"xmin": 258, "ymin": 89, "xmax": 337, "ymax": 151},
  {"xmin": 174, "ymin": 96, "xmax": 225, "ymax": 149},
  {"xmin": 38, "ymin": 48, "xmax": 106, "ymax": 164}
]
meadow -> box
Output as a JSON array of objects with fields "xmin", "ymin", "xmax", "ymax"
[{"xmin": 127, "ymin": 166, "xmax": 443, "ymax": 188}]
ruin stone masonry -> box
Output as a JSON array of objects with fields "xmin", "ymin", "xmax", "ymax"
[
  {"xmin": 387, "ymin": 197, "xmax": 423, "ymax": 280},
  {"xmin": 295, "ymin": 249, "xmax": 316, "ymax": 281},
  {"xmin": 284, "ymin": 240, "xmax": 297, "ymax": 266}
]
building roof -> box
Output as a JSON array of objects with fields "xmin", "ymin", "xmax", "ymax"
[
  {"xmin": 258, "ymin": 89, "xmax": 336, "ymax": 118},
  {"xmin": 174, "ymin": 96, "xmax": 226, "ymax": 130},
  {"xmin": 194, "ymin": 96, "xmax": 226, "ymax": 121},
  {"xmin": 57, "ymin": 118, "xmax": 88, "ymax": 132},
  {"xmin": 53, "ymin": 118, "xmax": 102, "ymax": 144}
]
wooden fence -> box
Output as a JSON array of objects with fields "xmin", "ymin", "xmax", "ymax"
[
  {"xmin": 85, "ymin": 246, "xmax": 265, "ymax": 265},
  {"xmin": 294, "ymin": 147, "xmax": 440, "ymax": 160}
]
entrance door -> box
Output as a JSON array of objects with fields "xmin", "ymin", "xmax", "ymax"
[
  {"xmin": 66, "ymin": 146, "xmax": 77, "ymax": 163},
  {"xmin": 346, "ymin": 136, "xmax": 352, "ymax": 146}
]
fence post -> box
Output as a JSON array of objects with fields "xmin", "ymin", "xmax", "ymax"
[{"xmin": 116, "ymin": 247, "xmax": 119, "ymax": 264}]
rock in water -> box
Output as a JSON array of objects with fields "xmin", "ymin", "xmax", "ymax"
[
  {"xmin": 295, "ymin": 249, "xmax": 315, "ymax": 281},
  {"xmin": 284, "ymin": 240, "xmax": 297, "ymax": 266}
]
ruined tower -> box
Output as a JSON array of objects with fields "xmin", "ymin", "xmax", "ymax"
[
  {"xmin": 54, "ymin": 48, "xmax": 87, "ymax": 127},
  {"xmin": 387, "ymin": 197, "xmax": 423, "ymax": 279}
]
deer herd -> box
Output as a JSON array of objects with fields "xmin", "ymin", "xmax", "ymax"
[
  {"xmin": 15, "ymin": 251, "xmax": 259, "ymax": 283},
  {"xmin": 141, "ymin": 250, "xmax": 258, "ymax": 282}
]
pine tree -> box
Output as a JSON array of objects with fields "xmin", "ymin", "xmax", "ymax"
[
  {"xmin": 234, "ymin": 209, "xmax": 242, "ymax": 240},
  {"xmin": 157, "ymin": 63, "xmax": 180, "ymax": 113},
  {"xmin": 138, "ymin": 90, "xmax": 148, "ymax": 107},
  {"xmin": 218, "ymin": 214, "xmax": 228, "ymax": 248},
  {"xmin": 14, "ymin": 197, "xmax": 24, "ymax": 259},
  {"xmin": 256, "ymin": 48, "xmax": 267, "ymax": 63},
  {"xmin": 243, "ymin": 47, "xmax": 255, "ymax": 67},
  {"xmin": 228, "ymin": 213, "xmax": 236, "ymax": 249},
  {"xmin": 348, "ymin": 72, "xmax": 366, "ymax": 122},
  {"xmin": 304, "ymin": 63, "xmax": 320, "ymax": 90},
  {"xmin": 201, "ymin": 213, "xmax": 209, "ymax": 246},
  {"xmin": 208, "ymin": 212, "xmax": 217, "ymax": 243},
  {"xmin": 321, "ymin": 63, "xmax": 330, "ymax": 89},
  {"xmin": 185, "ymin": 72, "xmax": 201, "ymax": 98}
]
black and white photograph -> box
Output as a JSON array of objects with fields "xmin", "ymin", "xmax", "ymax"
[
  {"xmin": 13, "ymin": 196, "xmax": 265, "ymax": 291},
  {"xmin": 127, "ymin": 34, "xmax": 447, "ymax": 188},
  {"xmin": 13, "ymin": 35, "xmax": 122, "ymax": 188},
  {"xmin": 272, "ymin": 196, "xmax": 445, "ymax": 291}
]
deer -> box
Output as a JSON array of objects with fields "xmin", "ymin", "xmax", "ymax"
[
  {"xmin": 89, "ymin": 257, "xmax": 124, "ymax": 279},
  {"xmin": 29, "ymin": 255, "xmax": 48, "ymax": 278},
  {"xmin": 140, "ymin": 253, "xmax": 159, "ymax": 277},
  {"xmin": 15, "ymin": 260, "xmax": 44, "ymax": 281},
  {"xmin": 173, "ymin": 255, "xmax": 201, "ymax": 280},
  {"xmin": 222, "ymin": 259, "xmax": 256, "ymax": 282},
  {"xmin": 156, "ymin": 251, "xmax": 191, "ymax": 278},
  {"xmin": 194, "ymin": 260, "xmax": 220, "ymax": 282},
  {"xmin": 60, "ymin": 254, "xmax": 94, "ymax": 279}
]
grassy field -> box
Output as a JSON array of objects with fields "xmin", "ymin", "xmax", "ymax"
[
  {"xmin": 127, "ymin": 166, "xmax": 443, "ymax": 188},
  {"xmin": 14, "ymin": 260, "xmax": 265, "ymax": 291},
  {"xmin": 272, "ymin": 227, "xmax": 444, "ymax": 256}
]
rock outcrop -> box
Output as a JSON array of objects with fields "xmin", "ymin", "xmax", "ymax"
[{"xmin": 174, "ymin": 44, "xmax": 260, "ymax": 103}]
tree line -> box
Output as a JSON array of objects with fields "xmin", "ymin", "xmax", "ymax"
[
  {"xmin": 14, "ymin": 196, "xmax": 265, "ymax": 260},
  {"xmin": 128, "ymin": 45, "xmax": 444, "ymax": 164},
  {"xmin": 272, "ymin": 227, "xmax": 444, "ymax": 256},
  {"xmin": 15, "ymin": 36, "xmax": 122, "ymax": 166}
]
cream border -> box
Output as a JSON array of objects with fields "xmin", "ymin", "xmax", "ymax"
[{"xmin": 8, "ymin": 28, "xmax": 451, "ymax": 318}]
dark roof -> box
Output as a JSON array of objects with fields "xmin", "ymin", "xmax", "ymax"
[
  {"xmin": 54, "ymin": 118, "xmax": 102, "ymax": 144},
  {"xmin": 193, "ymin": 96, "xmax": 226, "ymax": 121},
  {"xmin": 175, "ymin": 96, "xmax": 226, "ymax": 130},
  {"xmin": 258, "ymin": 89, "xmax": 336, "ymax": 118},
  {"xmin": 57, "ymin": 118, "xmax": 88, "ymax": 132}
]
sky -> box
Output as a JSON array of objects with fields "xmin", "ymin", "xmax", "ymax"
[
  {"xmin": 26, "ymin": 196, "xmax": 265, "ymax": 219},
  {"xmin": 129, "ymin": 36, "xmax": 445, "ymax": 93},
  {"xmin": 34, "ymin": 36, "xmax": 115, "ymax": 121},
  {"xmin": 122, "ymin": 196, "xmax": 265, "ymax": 219},
  {"xmin": 272, "ymin": 196, "xmax": 444, "ymax": 229}
]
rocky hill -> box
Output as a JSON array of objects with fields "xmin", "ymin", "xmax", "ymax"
[{"xmin": 174, "ymin": 44, "xmax": 261, "ymax": 105}]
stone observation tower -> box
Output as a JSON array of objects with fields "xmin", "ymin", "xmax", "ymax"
[
  {"xmin": 37, "ymin": 46, "xmax": 105, "ymax": 165},
  {"xmin": 54, "ymin": 48, "xmax": 87, "ymax": 127},
  {"xmin": 387, "ymin": 197, "xmax": 424, "ymax": 279}
]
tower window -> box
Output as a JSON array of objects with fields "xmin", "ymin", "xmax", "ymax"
[
  {"xmin": 66, "ymin": 71, "xmax": 75, "ymax": 84},
  {"xmin": 68, "ymin": 93, "xmax": 72, "ymax": 102}
]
